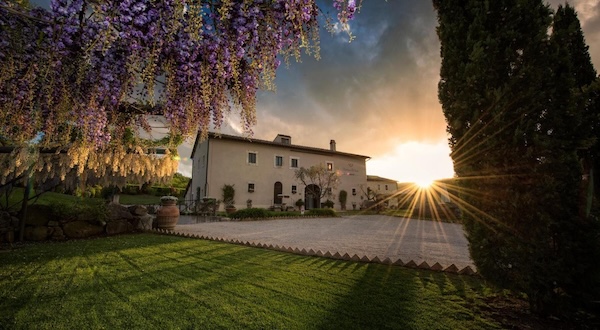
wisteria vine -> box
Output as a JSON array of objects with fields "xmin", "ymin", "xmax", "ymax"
[
  {"xmin": 1, "ymin": 0, "xmax": 358, "ymax": 148},
  {"xmin": 0, "ymin": 0, "xmax": 359, "ymax": 185}
]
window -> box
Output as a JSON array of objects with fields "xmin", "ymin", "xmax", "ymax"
[
  {"xmin": 385, "ymin": 184, "xmax": 388, "ymax": 191},
  {"xmin": 291, "ymin": 185, "xmax": 297, "ymax": 194},
  {"xmin": 326, "ymin": 162, "xmax": 334, "ymax": 171},
  {"xmin": 281, "ymin": 137, "xmax": 290, "ymax": 145},
  {"xmin": 290, "ymin": 157, "xmax": 299, "ymax": 168},
  {"xmin": 352, "ymin": 188, "xmax": 356, "ymax": 196},
  {"xmin": 248, "ymin": 152, "xmax": 257, "ymax": 164},
  {"xmin": 248, "ymin": 183, "xmax": 255, "ymax": 192},
  {"xmin": 275, "ymin": 155, "xmax": 283, "ymax": 167}
]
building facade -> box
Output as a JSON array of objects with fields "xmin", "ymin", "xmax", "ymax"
[
  {"xmin": 365, "ymin": 175, "xmax": 401, "ymax": 208},
  {"xmin": 184, "ymin": 133, "xmax": 370, "ymax": 211}
]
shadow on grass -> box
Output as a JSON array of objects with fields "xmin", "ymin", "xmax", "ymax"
[
  {"xmin": 0, "ymin": 234, "xmax": 498, "ymax": 329},
  {"xmin": 311, "ymin": 262, "xmax": 419, "ymax": 329},
  {"xmin": 0, "ymin": 233, "xmax": 186, "ymax": 264},
  {"xmin": 311, "ymin": 260, "xmax": 496, "ymax": 329}
]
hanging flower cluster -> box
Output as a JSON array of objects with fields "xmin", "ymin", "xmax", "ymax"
[{"xmin": 0, "ymin": 0, "xmax": 357, "ymax": 185}]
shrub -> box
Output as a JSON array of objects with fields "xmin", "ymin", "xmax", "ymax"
[
  {"xmin": 222, "ymin": 184, "xmax": 235, "ymax": 207},
  {"xmin": 230, "ymin": 208, "xmax": 268, "ymax": 219},
  {"xmin": 122, "ymin": 185, "xmax": 140, "ymax": 195},
  {"xmin": 50, "ymin": 200, "xmax": 108, "ymax": 224},
  {"xmin": 269, "ymin": 211, "xmax": 300, "ymax": 217},
  {"xmin": 307, "ymin": 208, "xmax": 336, "ymax": 217},
  {"xmin": 101, "ymin": 186, "xmax": 120, "ymax": 200},
  {"xmin": 338, "ymin": 190, "xmax": 347, "ymax": 210},
  {"xmin": 322, "ymin": 199, "xmax": 334, "ymax": 208}
]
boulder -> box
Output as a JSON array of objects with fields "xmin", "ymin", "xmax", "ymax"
[
  {"xmin": 128, "ymin": 217, "xmax": 140, "ymax": 229},
  {"xmin": 51, "ymin": 227, "xmax": 65, "ymax": 240},
  {"xmin": 128, "ymin": 205, "xmax": 148, "ymax": 216},
  {"xmin": 24, "ymin": 226, "xmax": 52, "ymax": 241},
  {"xmin": 0, "ymin": 211, "xmax": 11, "ymax": 228},
  {"xmin": 106, "ymin": 220, "xmax": 133, "ymax": 235},
  {"xmin": 107, "ymin": 203, "xmax": 133, "ymax": 221},
  {"xmin": 146, "ymin": 205, "xmax": 157, "ymax": 215},
  {"xmin": 137, "ymin": 214, "xmax": 154, "ymax": 230},
  {"xmin": 25, "ymin": 205, "xmax": 53, "ymax": 226},
  {"xmin": 63, "ymin": 221, "xmax": 104, "ymax": 239}
]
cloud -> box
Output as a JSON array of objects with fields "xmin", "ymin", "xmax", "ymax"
[
  {"xmin": 246, "ymin": 1, "xmax": 446, "ymax": 158},
  {"xmin": 26, "ymin": 0, "xmax": 600, "ymax": 181}
]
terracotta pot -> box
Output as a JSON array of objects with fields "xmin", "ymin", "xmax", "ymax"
[
  {"xmin": 225, "ymin": 206, "xmax": 237, "ymax": 214},
  {"xmin": 156, "ymin": 200, "xmax": 180, "ymax": 230}
]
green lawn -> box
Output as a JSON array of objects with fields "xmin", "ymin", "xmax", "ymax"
[
  {"xmin": 0, "ymin": 233, "xmax": 501, "ymax": 329},
  {"xmin": 1, "ymin": 188, "xmax": 100, "ymax": 212},
  {"xmin": 117, "ymin": 194, "xmax": 161, "ymax": 205},
  {"xmin": 1, "ymin": 188, "xmax": 164, "ymax": 210}
]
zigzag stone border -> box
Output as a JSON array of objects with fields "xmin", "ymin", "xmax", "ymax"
[{"xmin": 148, "ymin": 228, "xmax": 478, "ymax": 276}]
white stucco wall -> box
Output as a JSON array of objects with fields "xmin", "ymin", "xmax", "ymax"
[{"xmin": 187, "ymin": 135, "xmax": 368, "ymax": 211}]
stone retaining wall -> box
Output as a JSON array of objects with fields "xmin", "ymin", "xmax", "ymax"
[{"xmin": 0, "ymin": 203, "xmax": 154, "ymax": 243}]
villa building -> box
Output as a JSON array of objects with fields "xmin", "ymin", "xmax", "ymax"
[
  {"xmin": 184, "ymin": 132, "xmax": 370, "ymax": 211},
  {"xmin": 366, "ymin": 175, "xmax": 401, "ymax": 208}
]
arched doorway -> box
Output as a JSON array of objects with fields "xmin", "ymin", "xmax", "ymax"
[
  {"xmin": 305, "ymin": 184, "xmax": 320, "ymax": 209},
  {"xmin": 273, "ymin": 182, "xmax": 283, "ymax": 205}
]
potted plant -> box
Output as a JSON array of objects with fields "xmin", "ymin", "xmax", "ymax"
[
  {"xmin": 295, "ymin": 198, "xmax": 305, "ymax": 211},
  {"xmin": 222, "ymin": 184, "xmax": 236, "ymax": 214}
]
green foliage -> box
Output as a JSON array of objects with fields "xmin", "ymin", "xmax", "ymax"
[
  {"xmin": 435, "ymin": 0, "xmax": 600, "ymax": 315},
  {"xmin": 50, "ymin": 200, "xmax": 108, "ymax": 223},
  {"xmin": 307, "ymin": 208, "xmax": 336, "ymax": 217},
  {"xmin": 230, "ymin": 208, "xmax": 269, "ymax": 219},
  {"xmin": 338, "ymin": 190, "xmax": 347, "ymax": 210},
  {"xmin": 270, "ymin": 211, "xmax": 300, "ymax": 217},
  {"xmin": 1, "ymin": 187, "xmax": 100, "ymax": 212},
  {"xmin": 101, "ymin": 186, "xmax": 119, "ymax": 200},
  {"xmin": 171, "ymin": 173, "xmax": 191, "ymax": 189},
  {"xmin": 322, "ymin": 199, "xmax": 334, "ymax": 208},
  {"xmin": 222, "ymin": 184, "xmax": 235, "ymax": 207},
  {"xmin": 295, "ymin": 198, "xmax": 305, "ymax": 207},
  {"xmin": 118, "ymin": 194, "xmax": 161, "ymax": 205}
]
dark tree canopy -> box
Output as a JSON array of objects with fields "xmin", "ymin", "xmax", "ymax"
[{"xmin": 434, "ymin": 0, "xmax": 600, "ymax": 315}]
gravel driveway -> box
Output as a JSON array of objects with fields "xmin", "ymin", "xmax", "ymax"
[{"xmin": 173, "ymin": 215, "xmax": 474, "ymax": 269}]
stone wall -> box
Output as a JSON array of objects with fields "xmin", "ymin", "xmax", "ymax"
[{"xmin": 0, "ymin": 203, "xmax": 154, "ymax": 243}]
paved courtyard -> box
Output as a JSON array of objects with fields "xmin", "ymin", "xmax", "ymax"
[{"xmin": 174, "ymin": 215, "xmax": 474, "ymax": 269}]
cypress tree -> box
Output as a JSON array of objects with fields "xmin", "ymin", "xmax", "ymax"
[{"xmin": 434, "ymin": 0, "xmax": 600, "ymax": 315}]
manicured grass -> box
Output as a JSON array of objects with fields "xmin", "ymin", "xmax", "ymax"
[
  {"xmin": 1, "ymin": 188, "xmax": 100, "ymax": 212},
  {"xmin": 117, "ymin": 194, "xmax": 161, "ymax": 205},
  {"xmin": 0, "ymin": 233, "xmax": 500, "ymax": 329},
  {"xmin": 1, "ymin": 188, "xmax": 162, "ymax": 210}
]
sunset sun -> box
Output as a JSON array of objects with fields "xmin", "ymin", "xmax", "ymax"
[{"xmin": 415, "ymin": 178, "xmax": 434, "ymax": 188}]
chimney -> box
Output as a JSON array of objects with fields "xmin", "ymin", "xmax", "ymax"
[{"xmin": 330, "ymin": 139, "xmax": 336, "ymax": 152}]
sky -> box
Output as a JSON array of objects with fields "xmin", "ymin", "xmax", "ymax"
[
  {"xmin": 185, "ymin": 0, "xmax": 600, "ymax": 183},
  {"xmin": 29, "ymin": 0, "xmax": 600, "ymax": 183}
]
